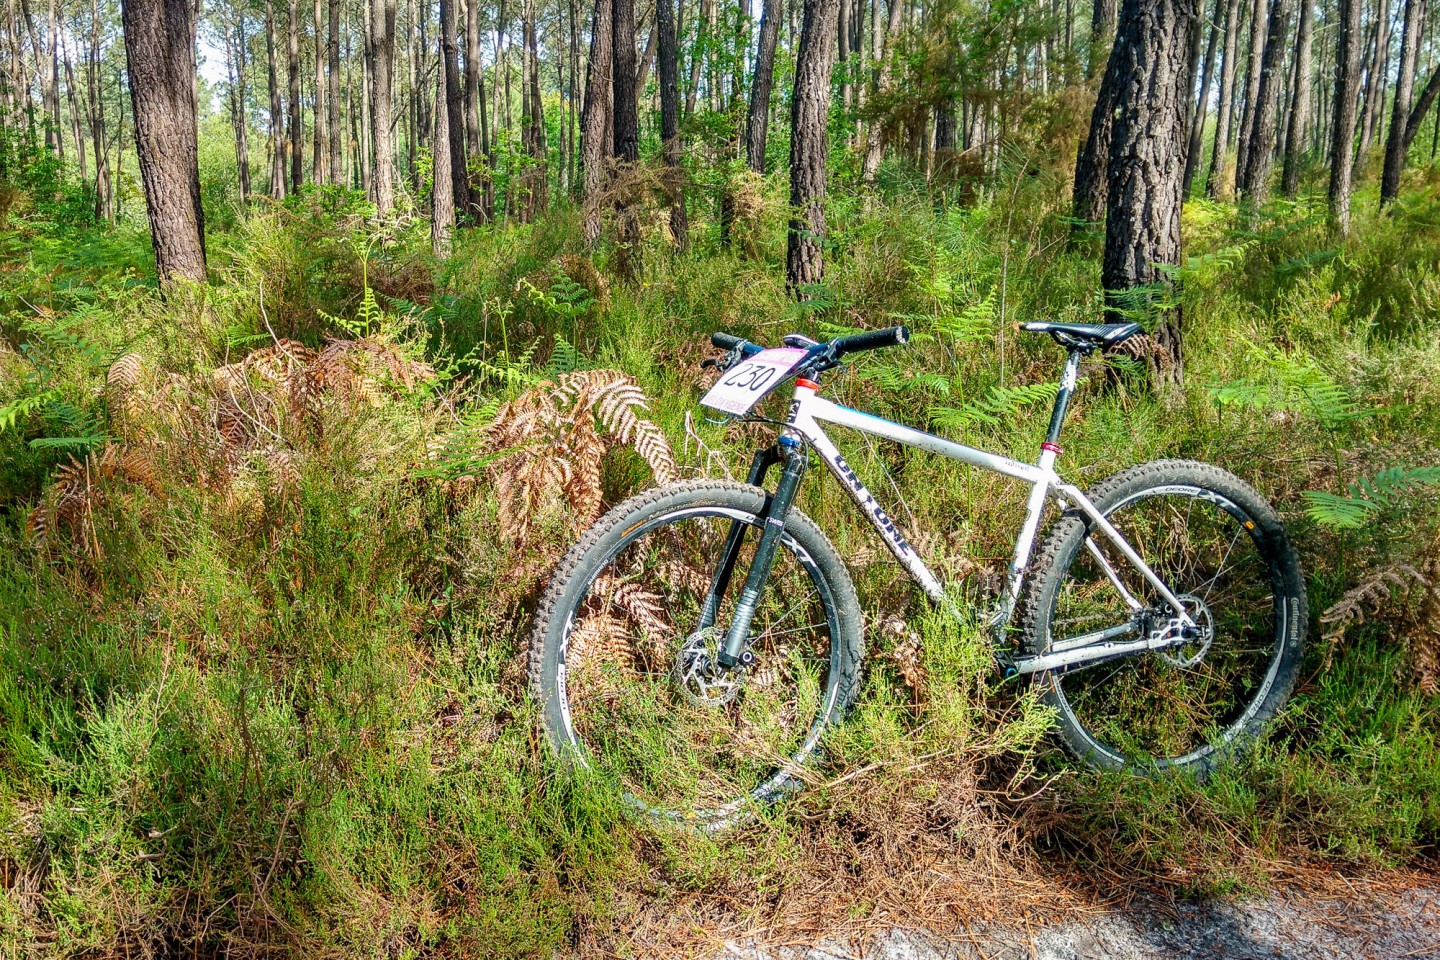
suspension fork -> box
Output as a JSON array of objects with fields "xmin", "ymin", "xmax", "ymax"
[
  {"xmin": 715, "ymin": 438, "xmax": 809, "ymax": 669},
  {"xmin": 698, "ymin": 445, "xmax": 783, "ymax": 632}
]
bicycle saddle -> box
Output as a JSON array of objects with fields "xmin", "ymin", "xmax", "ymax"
[{"xmin": 1021, "ymin": 321, "xmax": 1143, "ymax": 351}]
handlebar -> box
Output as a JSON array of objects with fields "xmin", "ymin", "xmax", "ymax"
[
  {"xmin": 710, "ymin": 325, "xmax": 910, "ymax": 365},
  {"xmin": 833, "ymin": 325, "xmax": 910, "ymax": 355}
]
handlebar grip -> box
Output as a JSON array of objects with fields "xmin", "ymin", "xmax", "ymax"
[
  {"xmin": 834, "ymin": 325, "xmax": 911, "ymax": 355},
  {"xmin": 711, "ymin": 332, "xmax": 746, "ymax": 350}
]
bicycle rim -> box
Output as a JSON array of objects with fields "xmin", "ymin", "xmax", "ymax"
[
  {"xmin": 1045, "ymin": 485, "xmax": 1288, "ymax": 767},
  {"xmin": 556, "ymin": 505, "xmax": 844, "ymax": 824}
]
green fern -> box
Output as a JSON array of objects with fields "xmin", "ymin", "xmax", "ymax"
[
  {"xmin": 0, "ymin": 389, "xmax": 60, "ymax": 434},
  {"xmin": 1209, "ymin": 344, "xmax": 1369, "ymax": 430},
  {"xmin": 546, "ymin": 336, "xmax": 582, "ymax": 375},
  {"xmin": 930, "ymin": 381, "xmax": 1061, "ymax": 431},
  {"xmin": 1303, "ymin": 466, "xmax": 1440, "ymax": 529},
  {"xmin": 854, "ymin": 364, "xmax": 952, "ymax": 395}
]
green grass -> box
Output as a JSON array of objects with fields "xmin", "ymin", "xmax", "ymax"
[{"xmin": 3, "ymin": 160, "xmax": 1440, "ymax": 955}]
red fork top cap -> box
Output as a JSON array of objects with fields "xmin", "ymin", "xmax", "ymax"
[{"xmin": 796, "ymin": 378, "xmax": 821, "ymax": 391}]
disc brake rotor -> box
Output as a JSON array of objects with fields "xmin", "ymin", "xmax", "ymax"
[
  {"xmin": 1156, "ymin": 594, "xmax": 1215, "ymax": 668},
  {"xmin": 673, "ymin": 626, "xmax": 745, "ymax": 708}
]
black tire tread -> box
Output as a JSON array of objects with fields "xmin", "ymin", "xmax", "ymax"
[{"xmin": 1016, "ymin": 459, "xmax": 1308, "ymax": 773}]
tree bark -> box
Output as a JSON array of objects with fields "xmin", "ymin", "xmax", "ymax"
[
  {"xmin": 859, "ymin": 0, "xmax": 905, "ymax": 185},
  {"xmin": 1088, "ymin": 0, "xmax": 1119, "ymax": 77},
  {"xmin": 120, "ymin": 0, "xmax": 207, "ymax": 286},
  {"xmin": 744, "ymin": 0, "xmax": 781, "ymax": 172},
  {"xmin": 224, "ymin": 13, "xmax": 252, "ymax": 204},
  {"xmin": 1234, "ymin": 0, "xmax": 1269, "ymax": 183},
  {"xmin": 1330, "ymin": 0, "xmax": 1364, "ymax": 230},
  {"xmin": 327, "ymin": 0, "xmax": 342, "ymax": 184},
  {"xmin": 786, "ymin": 0, "xmax": 839, "ymax": 290},
  {"xmin": 1073, "ymin": 11, "xmax": 1122, "ymax": 230},
  {"xmin": 580, "ymin": 0, "xmax": 613, "ymax": 244},
  {"xmin": 370, "ymin": 0, "xmax": 396, "ymax": 215},
  {"xmin": 1360, "ymin": 0, "xmax": 1391, "ymax": 156},
  {"xmin": 441, "ymin": 0, "xmax": 471, "ymax": 218},
  {"xmin": 612, "ymin": 0, "xmax": 641, "ymax": 278},
  {"xmin": 1102, "ymin": 0, "xmax": 1201, "ymax": 387},
  {"xmin": 464, "ymin": 0, "xmax": 481, "ymax": 154},
  {"xmin": 1184, "ymin": 0, "xmax": 1222, "ymax": 194},
  {"xmin": 1280, "ymin": 0, "xmax": 1313, "ymax": 196},
  {"xmin": 265, "ymin": 0, "xmax": 286, "ymax": 198},
  {"xmin": 1206, "ymin": 0, "xmax": 1241, "ymax": 196},
  {"xmin": 312, "ymin": 0, "xmax": 326, "ymax": 184},
  {"xmin": 287, "ymin": 0, "xmax": 302, "ymax": 193},
  {"xmin": 1380, "ymin": 0, "xmax": 1426, "ymax": 204},
  {"xmin": 1237, "ymin": 0, "xmax": 1292, "ymax": 205},
  {"xmin": 518, "ymin": 0, "xmax": 547, "ymax": 221},
  {"xmin": 433, "ymin": 32, "xmax": 454, "ymax": 256},
  {"xmin": 657, "ymin": 0, "xmax": 687, "ymax": 245}
]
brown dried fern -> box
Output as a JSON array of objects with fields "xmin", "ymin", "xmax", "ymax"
[{"xmin": 1322, "ymin": 544, "xmax": 1440, "ymax": 693}]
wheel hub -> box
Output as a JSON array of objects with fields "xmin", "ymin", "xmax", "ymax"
[
  {"xmin": 1153, "ymin": 594, "xmax": 1215, "ymax": 668},
  {"xmin": 673, "ymin": 627, "xmax": 745, "ymax": 707}
]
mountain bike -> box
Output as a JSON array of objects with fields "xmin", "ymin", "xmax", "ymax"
[{"xmin": 528, "ymin": 323, "xmax": 1308, "ymax": 830}]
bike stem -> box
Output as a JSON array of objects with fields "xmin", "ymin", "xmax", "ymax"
[{"xmin": 717, "ymin": 438, "xmax": 808, "ymax": 669}]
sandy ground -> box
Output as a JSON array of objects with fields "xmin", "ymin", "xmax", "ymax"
[{"xmin": 716, "ymin": 882, "xmax": 1440, "ymax": 960}]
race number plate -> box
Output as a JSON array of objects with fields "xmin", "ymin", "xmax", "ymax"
[{"xmin": 700, "ymin": 347, "xmax": 809, "ymax": 416}]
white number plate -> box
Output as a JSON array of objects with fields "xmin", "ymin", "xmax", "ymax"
[{"xmin": 700, "ymin": 347, "xmax": 809, "ymax": 416}]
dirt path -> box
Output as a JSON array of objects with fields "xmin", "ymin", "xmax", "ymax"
[{"xmin": 718, "ymin": 883, "xmax": 1440, "ymax": 959}]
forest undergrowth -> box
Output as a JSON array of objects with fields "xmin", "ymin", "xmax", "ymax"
[{"xmin": 3, "ymin": 158, "xmax": 1440, "ymax": 957}]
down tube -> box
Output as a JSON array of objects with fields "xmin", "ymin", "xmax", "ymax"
[{"xmin": 800, "ymin": 427, "xmax": 951, "ymax": 607}]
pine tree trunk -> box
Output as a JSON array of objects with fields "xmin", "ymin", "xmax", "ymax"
[
  {"xmin": 1237, "ymin": 0, "xmax": 1292, "ymax": 204},
  {"xmin": 313, "ymin": 0, "xmax": 326, "ymax": 184},
  {"xmin": 1381, "ymin": 0, "xmax": 1425, "ymax": 204},
  {"xmin": 1330, "ymin": 0, "xmax": 1364, "ymax": 230},
  {"xmin": 1088, "ymin": 0, "xmax": 1118, "ymax": 77},
  {"xmin": 1360, "ymin": 0, "xmax": 1391, "ymax": 156},
  {"xmin": 580, "ymin": 0, "xmax": 613, "ymax": 244},
  {"xmin": 519, "ymin": 0, "xmax": 546, "ymax": 221},
  {"xmin": 1280, "ymin": 0, "xmax": 1313, "ymax": 196},
  {"xmin": 370, "ymin": 0, "xmax": 396, "ymax": 215},
  {"xmin": 1102, "ymin": 0, "xmax": 1201, "ymax": 387},
  {"xmin": 464, "ymin": 0, "xmax": 481, "ymax": 153},
  {"xmin": 440, "ymin": 0, "xmax": 471, "ymax": 218},
  {"xmin": 1184, "ymin": 0, "xmax": 1222, "ymax": 194},
  {"xmin": 657, "ymin": 0, "xmax": 687, "ymax": 245},
  {"xmin": 61, "ymin": 26, "xmax": 87, "ymax": 180},
  {"xmin": 432, "ymin": 32, "xmax": 454, "ymax": 256},
  {"xmin": 287, "ymin": 0, "xmax": 302, "ymax": 193},
  {"xmin": 225, "ymin": 14, "xmax": 252, "ymax": 204},
  {"xmin": 1073, "ymin": 9, "xmax": 1121, "ymax": 231},
  {"xmin": 859, "ymin": 0, "xmax": 904, "ymax": 185},
  {"xmin": 744, "ymin": 0, "xmax": 781, "ymax": 172},
  {"xmin": 265, "ymin": 0, "xmax": 286, "ymax": 198},
  {"xmin": 786, "ymin": 0, "xmax": 839, "ymax": 290},
  {"xmin": 1206, "ymin": 0, "xmax": 1242, "ymax": 196},
  {"xmin": 612, "ymin": 0, "xmax": 641, "ymax": 278},
  {"xmin": 327, "ymin": 0, "xmax": 342, "ymax": 184},
  {"xmin": 1235, "ymin": 0, "xmax": 1269, "ymax": 183},
  {"xmin": 120, "ymin": 0, "xmax": 207, "ymax": 286}
]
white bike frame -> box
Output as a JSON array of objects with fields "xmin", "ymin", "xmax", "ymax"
[{"xmin": 778, "ymin": 359, "xmax": 1197, "ymax": 675}]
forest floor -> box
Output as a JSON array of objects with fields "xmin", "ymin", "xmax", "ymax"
[{"xmin": 707, "ymin": 870, "xmax": 1440, "ymax": 959}]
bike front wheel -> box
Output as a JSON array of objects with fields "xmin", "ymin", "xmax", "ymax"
[
  {"xmin": 528, "ymin": 479, "xmax": 863, "ymax": 830},
  {"xmin": 1018, "ymin": 460, "xmax": 1307, "ymax": 775}
]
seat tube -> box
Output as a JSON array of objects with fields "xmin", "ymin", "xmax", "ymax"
[
  {"xmin": 717, "ymin": 439, "xmax": 808, "ymax": 668},
  {"xmin": 1006, "ymin": 352, "xmax": 1081, "ymax": 606}
]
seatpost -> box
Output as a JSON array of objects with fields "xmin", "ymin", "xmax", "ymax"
[{"xmin": 1043, "ymin": 350, "xmax": 1084, "ymax": 452}]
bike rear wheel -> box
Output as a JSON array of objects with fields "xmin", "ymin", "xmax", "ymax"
[
  {"xmin": 528, "ymin": 479, "xmax": 863, "ymax": 830},
  {"xmin": 1018, "ymin": 460, "xmax": 1307, "ymax": 774}
]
